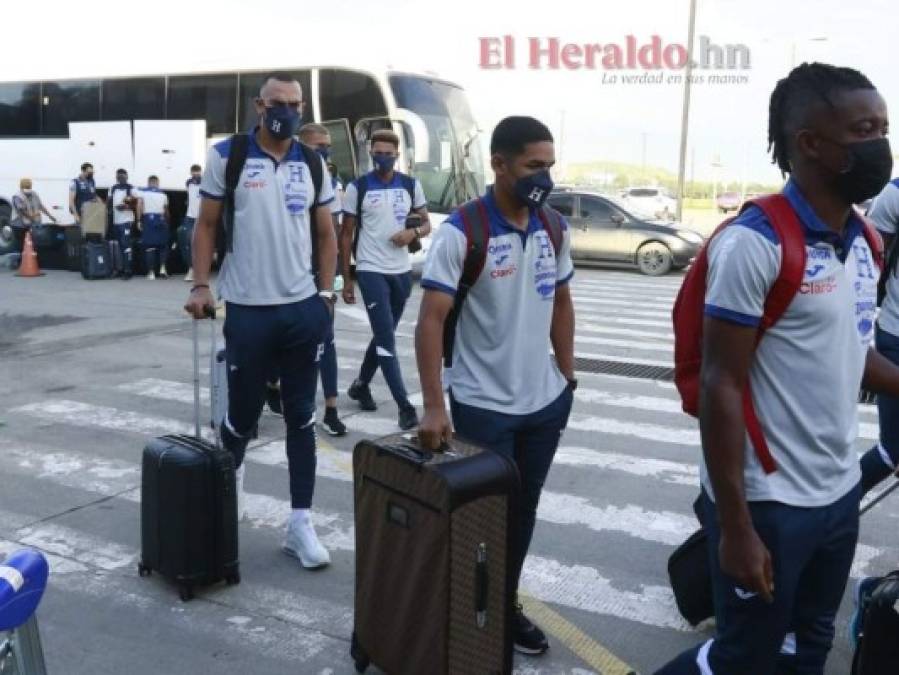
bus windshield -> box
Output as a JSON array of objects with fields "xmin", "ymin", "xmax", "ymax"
[{"xmin": 388, "ymin": 74, "xmax": 485, "ymax": 213}]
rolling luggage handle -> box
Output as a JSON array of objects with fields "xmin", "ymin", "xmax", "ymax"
[
  {"xmin": 191, "ymin": 307, "xmax": 219, "ymax": 448},
  {"xmin": 475, "ymin": 542, "xmax": 489, "ymax": 628}
]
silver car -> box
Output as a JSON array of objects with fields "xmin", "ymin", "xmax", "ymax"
[{"xmin": 548, "ymin": 189, "xmax": 704, "ymax": 276}]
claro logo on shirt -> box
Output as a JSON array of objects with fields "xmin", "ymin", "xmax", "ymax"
[
  {"xmin": 243, "ymin": 180, "xmax": 267, "ymax": 189},
  {"xmin": 800, "ymin": 278, "xmax": 837, "ymax": 294}
]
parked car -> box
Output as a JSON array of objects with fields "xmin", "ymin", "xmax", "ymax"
[
  {"xmin": 716, "ymin": 191, "xmax": 742, "ymax": 214},
  {"xmin": 620, "ymin": 186, "xmax": 677, "ymax": 220},
  {"xmin": 548, "ymin": 189, "xmax": 704, "ymax": 276}
]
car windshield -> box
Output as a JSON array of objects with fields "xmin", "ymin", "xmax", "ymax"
[{"xmin": 389, "ymin": 74, "xmax": 485, "ymax": 212}]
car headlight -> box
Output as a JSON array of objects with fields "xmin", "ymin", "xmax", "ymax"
[{"xmin": 677, "ymin": 230, "xmax": 704, "ymax": 244}]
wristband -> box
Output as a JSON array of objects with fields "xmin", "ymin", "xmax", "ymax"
[{"xmin": 191, "ymin": 284, "xmax": 210, "ymax": 292}]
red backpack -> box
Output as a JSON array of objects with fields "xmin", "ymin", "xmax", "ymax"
[{"xmin": 672, "ymin": 194, "xmax": 883, "ymax": 473}]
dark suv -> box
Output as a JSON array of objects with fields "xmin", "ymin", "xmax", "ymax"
[{"xmin": 547, "ymin": 189, "xmax": 704, "ymax": 276}]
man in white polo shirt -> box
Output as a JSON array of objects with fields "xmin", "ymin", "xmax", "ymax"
[
  {"xmin": 655, "ymin": 63, "xmax": 899, "ymax": 675},
  {"xmin": 181, "ymin": 164, "xmax": 202, "ymax": 282},
  {"xmin": 417, "ymin": 116, "xmax": 576, "ymax": 656},
  {"xmin": 184, "ymin": 72, "xmax": 338, "ymax": 570},
  {"xmin": 137, "ymin": 175, "xmax": 170, "ymax": 280},
  {"xmin": 340, "ymin": 129, "xmax": 430, "ymax": 431}
]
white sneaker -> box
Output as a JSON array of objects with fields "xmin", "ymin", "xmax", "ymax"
[
  {"xmin": 146, "ymin": 270, "xmax": 156, "ymax": 280},
  {"xmin": 159, "ymin": 265, "xmax": 169, "ymax": 279},
  {"xmin": 185, "ymin": 268, "xmax": 194, "ymax": 283},
  {"xmin": 234, "ymin": 464, "xmax": 246, "ymax": 521},
  {"xmin": 283, "ymin": 514, "xmax": 331, "ymax": 569}
]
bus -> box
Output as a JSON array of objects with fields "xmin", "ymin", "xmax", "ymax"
[{"xmin": 0, "ymin": 65, "xmax": 486, "ymax": 262}]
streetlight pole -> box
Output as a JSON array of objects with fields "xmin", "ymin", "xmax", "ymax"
[{"xmin": 675, "ymin": 0, "xmax": 698, "ymax": 223}]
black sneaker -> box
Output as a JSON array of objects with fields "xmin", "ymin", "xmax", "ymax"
[
  {"xmin": 321, "ymin": 407, "xmax": 347, "ymax": 437},
  {"xmin": 348, "ymin": 380, "xmax": 377, "ymax": 411},
  {"xmin": 266, "ymin": 382, "xmax": 283, "ymax": 416},
  {"xmin": 513, "ymin": 604, "xmax": 549, "ymax": 655},
  {"xmin": 398, "ymin": 405, "xmax": 419, "ymax": 431}
]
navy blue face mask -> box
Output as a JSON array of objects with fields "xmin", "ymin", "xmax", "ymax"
[
  {"xmin": 315, "ymin": 146, "xmax": 331, "ymax": 162},
  {"xmin": 264, "ymin": 105, "xmax": 301, "ymax": 140},
  {"xmin": 513, "ymin": 169, "xmax": 554, "ymax": 208},
  {"xmin": 372, "ymin": 154, "xmax": 397, "ymax": 174}
]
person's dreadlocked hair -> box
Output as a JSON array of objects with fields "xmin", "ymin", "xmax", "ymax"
[{"xmin": 767, "ymin": 62, "xmax": 875, "ymax": 175}]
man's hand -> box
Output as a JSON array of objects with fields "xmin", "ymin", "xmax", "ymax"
[
  {"xmin": 390, "ymin": 229, "xmax": 417, "ymax": 248},
  {"xmin": 184, "ymin": 286, "xmax": 216, "ymax": 320},
  {"xmin": 342, "ymin": 282, "xmax": 356, "ymax": 305},
  {"xmin": 418, "ymin": 406, "xmax": 453, "ymax": 451},
  {"xmin": 719, "ymin": 524, "xmax": 774, "ymax": 603}
]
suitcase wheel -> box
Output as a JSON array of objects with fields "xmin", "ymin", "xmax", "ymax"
[
  {"xmin": 137, "ymin": 563, "xmax": 152, "ymax": 577},
  {"xmin": 350, "ymin": 632, "xmax": 369, "ymax": 673},
  {"xmin": 226, "ymin": 571, "xmax": 241, "ymax": 586},
  {"xmin": 178, "ymin": 584, "xmax": 195, "ymax": 602}
]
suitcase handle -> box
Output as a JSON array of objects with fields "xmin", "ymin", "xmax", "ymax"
[
  {"xmin": 378, "ymin": 442, "xmax": 433, "ymax": 467},
  {"xmin": 475, "ymin": 543, "xmax": 488, "ymax": 628},
  {"xmin": 192, "ymin": 313, "xmax": 219, "ymax": 448}
]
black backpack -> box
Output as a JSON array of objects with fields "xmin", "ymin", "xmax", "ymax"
[
  {"xmin": 441, "ymin": 197, "xmax": 564, "ymax": 367},
  {"xmin": 221, "ymin": 133, "xmax": 323, "ymax": 278},
  {"xmin": 351, "ymin": 172, "xmax": 417, "ymax": 257}
]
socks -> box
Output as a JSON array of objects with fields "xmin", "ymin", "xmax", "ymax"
[{"xmin": 290, "ymin": 508, "xmax": 311, "ymax": 528}]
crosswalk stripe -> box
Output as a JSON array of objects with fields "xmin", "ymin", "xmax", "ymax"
[
  {"xmin": 575, "ymin": 296, "xmax": 673, "ymax": 311},
  {"xmin": 556, "ymin": 447, "xmax": 697, "ymax": 486},
  {"xmin": 575, "ymin": 334, "xmax": 672, "ymax": 354},
  {"xmin": 574, "ymin": 306, "xmax": 672, "ymax": 321},
  {"xmin": 578, "ymin": 323, "xmax": 673, "ymax": 341}
]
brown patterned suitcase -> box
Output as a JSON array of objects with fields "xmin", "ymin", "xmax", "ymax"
[{"xmin": 351, "ymin": 433, "xmax": 518, "ymax": 675}]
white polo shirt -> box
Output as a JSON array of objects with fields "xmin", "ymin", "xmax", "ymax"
[
  {"xmin": 186, "ymin": 178, "xmax": 201, "ymax": 219},
  {"xmin": 109, "ymin": 183, "xmax": 135, "ymax": 226},
  {"xmin": 422, "ymin": 188, "xmax": 574, "ymax": 415},
  {"xmin": 343, "ymin": 171, "xmax": 426, "ymax": 275},
  {"xmin": 200, "ymin": 133, "xmax": 335, "ymax": 306},
  {"xmin": 136, "ymin": 187, "xmax": 168, "ymax": 216},
  {"xmin": 701, "ymin": 179, "xmax": 876, "ymax": 507}
]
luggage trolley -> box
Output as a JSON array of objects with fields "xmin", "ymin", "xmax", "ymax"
[{"xmin": 0, "ymin": 550, "xmax": 49, "ymax": 675}]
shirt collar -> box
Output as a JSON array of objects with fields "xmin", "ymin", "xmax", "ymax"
[
  {"xmin": 782, "ymin": 178, "xmax": 863, "ymax": 251},
  {"xmin": 483, "ymin": 186, "xmax": 543, "ymax": 235},
  {"xmin": 249, "ymin": 127, "xmax": 301, "ymax": 164},
  {"xmin": 367, "ymin": 170, "xmax": 400, "ymax": 189}
]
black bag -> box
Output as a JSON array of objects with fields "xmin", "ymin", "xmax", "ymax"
[
  {"xmin": 64, "ymin": 225, "xmax": 83, "ymax": 272},
  {"xmin": 80, "ymin": 241, "xmax": 111, "ymax": 279},
  {"xmin": 350, "ymin": 433, "xmax": 518, "ymax": 675},
  {"xmin": 30, "ymin": 224, "xmax": 64, "ymax": 250},
  {"xmin": 667, "ymin": 528, "xmax": 714, "ymax": 626},
  {"xmin": 852, "ymin": 572, "xmax": 899, "ymax": 674},
  {"xmin": 138, "ymin": 317, "xmax": 240, "ymax": 601},
  {"xmin": 108, "ymin": 240, "xmax": 124, "ymax": 276}
]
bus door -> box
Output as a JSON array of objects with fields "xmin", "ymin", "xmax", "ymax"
[{"xmin": 320, "ymin": 118, "xmax": 356, "ymax": 189}]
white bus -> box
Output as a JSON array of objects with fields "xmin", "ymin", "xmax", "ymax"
[{"xmin": 0, "ymin": 65, "xmax": 486, "ymax": 258}]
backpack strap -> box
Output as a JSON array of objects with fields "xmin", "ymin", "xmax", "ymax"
[
  {"xmin": 352, "ymin": 174, "xmax": 369, "ymax": 258},
  {"xmin": 536, "ymin": 205, "xmax": 564, "ymax": 256},
  {"xmin": 736, "ymin": 194, "xmax": 807, "ymax": 474},
  {"xmin": 442, "ymin": 198, "xmax": 490, "ymax": 368},
  {"xmin": 859, "ymin": 213, "xmax": 885, "ymax": 271},
  {"xmin": 223, "ymin": 133, "xmax": 251, "ymax": 253},
  {"xmin": 299, "ymin": 142, "xmax": 325, "ymax": 288},
  {"xmin": 400, "ymin": 174, "xmax": 417, "ymax": 207}
]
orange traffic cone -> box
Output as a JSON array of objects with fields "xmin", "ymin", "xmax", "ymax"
[{"xmin": 15, "ymin": 231, "xmax": 44, "ymax": 277}]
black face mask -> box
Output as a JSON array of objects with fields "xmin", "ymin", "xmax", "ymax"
[{"xmin": 824, "ymin": 137, "xmax": 893, "ymax": 204}]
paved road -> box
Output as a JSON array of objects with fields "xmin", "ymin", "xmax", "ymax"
[{"xmin": 0, "ymin": 267, "xmax": 891, "ymax": 674}]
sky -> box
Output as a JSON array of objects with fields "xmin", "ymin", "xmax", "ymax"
[{"xmin": 1, "ymin": 0, "xmax": 895, "ymax": 183}]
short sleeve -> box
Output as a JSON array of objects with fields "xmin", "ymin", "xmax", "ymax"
[
  {"xmin": 11, "ymin": 195, "xmax": 24, "ymax": 212},
  {"xmin": 199, "ymin": 145, "xmax": 226, "ymax": 200},
  {"xmin": 413, "ymin": 179, "xmax": 427, "ymax": 209},
  {"xmin": 556, "ymin": 217, "xmax": 574, "ymax": 285},
  {"xmin": 330, "ymin": 190, "xmax": 342, "ymax": 215},
  {"xmin": 869, "ymin": 182, "xmax": 899, "ymax": 235},
  {"xmin": 163, "ymin": 194, "xmax": 169, "ymax": 206},
  {"xmin": 704, "ymin": 224, "xmax": 778, "ymax": 327},
  {"xmin": 421, "ymin": 217, "xmax": 467, "ymax": 296},
  {"xmin": 315, "ymin": 156, "xmax": 335, "ymax": 207},
  {"xmin": 69, "ymin": 180, "xmax": 76, "ymax": 193},
  {"xmin": 343, "ymin": 182, "xmax": 359, "ymax": 216}
]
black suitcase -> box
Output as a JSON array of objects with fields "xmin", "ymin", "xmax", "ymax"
[
  {"xmin": 138, "ymin": 317, "xmax": 240, "ymax": 601},
  {"xmin": 667, "ymin": 528, "xmax": 713, "ymax": 626},
  {"xmin": 108, "ymin": 240, "xmax": 123, "ymax": 276},
  {"xmin": 351, "ymin": 433, "xmax": 519, "ymax": 675},
  {"xmin": 852, "ymin": 572, "xmax": 899, "ymax": 674},
  {"xmin": 80, "ymin": 241, "xmax": 111, "ymax": 279},
  {"xmin": 64, "ymin": 225, "xmax": 83, "ymax": 272}
]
